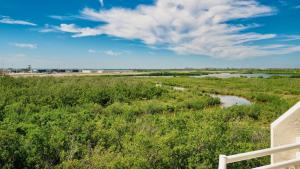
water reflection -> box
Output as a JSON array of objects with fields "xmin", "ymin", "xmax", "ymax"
[{"xmin": 212, "ymin": 94, "xmax": 251, "ymax": 108}]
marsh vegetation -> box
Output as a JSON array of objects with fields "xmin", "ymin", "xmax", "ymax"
[{"xmin": 0, "ymin": 74, "xmax": 300, "ymax": 169}]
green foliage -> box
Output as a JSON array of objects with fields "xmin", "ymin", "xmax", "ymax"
[
  {"xmin": 0, "ymin": 76, "xmax": 299, "ymax": 168},
  {"xmin": 179, "ymin": 96, "xmax": 220, "ymax": 110}
]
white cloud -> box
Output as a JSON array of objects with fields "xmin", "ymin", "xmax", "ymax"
[
  {"xmin": 0, "ymin": 16, "xmax": 36, "ymax": 26},
  {"xmin": 88, "ymin": 49, "xmax": 122, "ymax": 56},
  {"xmin": 282, "ymin": 35, "xmax": 300, "ymax": 41},
  {"xmin": 295, "ymin": 5, "xmax": 300, "ymax": 9},
  {"xmin": 278, "ymin": 0, "xmax": 288, "ymax": 6},
  {"xmin": 105, "ymin": 50, "xmax": 121, "ymax": 56},
  {"xmin": 88, "ymin": 49, "xmax": 97, "ymax": 53},
  {"xmin": 56, "ymin": 0, "xmax": 300, "ymax": 59},
  {"xmin": 49, "ymin": 15, "xmax": 65, "ymax": 20},
  {"xmin": 11, "ymin": 43, "xmax": 37, "ymax": 49},
  {"xmin": 49, "ymin": 15, "xmax": 69, "ymax": 20},
  {"xmin": 48, "ymin": 15, "xmax": 76, "ymax": 21},
  {"xmin": 39, "ymin": 24, "xmax": 59, "ymax": 33},
  {"xmin": 99, "ymin": 0, "xmax": 104, "ymax": 7},
  {"xmin": 58, "ymin": 24, "xmax": 102, "ymax": 37}
]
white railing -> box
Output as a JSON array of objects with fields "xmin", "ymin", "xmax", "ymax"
[{"xmin": 218, "ymin": 142, "xmax": 300, "ymax": 169}]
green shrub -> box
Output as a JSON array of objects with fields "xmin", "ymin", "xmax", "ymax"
[
  {"xmin": 0, "ymin": 75, "xmax": 298, "ymax": 169},
  {"xmin": 145, "ymin": 101, "xmax": 166, "ymax": 114}
]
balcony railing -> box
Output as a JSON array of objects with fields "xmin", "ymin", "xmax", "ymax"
[{"xmin": 218, "ymin": 142, "xmax": 300, "ymax": 169}]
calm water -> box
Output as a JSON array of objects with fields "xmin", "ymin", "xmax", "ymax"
[{"xmin": 212, "ymin": 95, "xmax": 251, "ymax": 108}]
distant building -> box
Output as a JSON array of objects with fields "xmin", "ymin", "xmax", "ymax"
[
  {"xmin": 36, "ymin": 69, "xmax": 49, "ymax": 73},
  {"xmin": 66, "ymin": 69, "xmax": 80, "ymax": 73},
  {"xmin": 82, "ymin": 70, "xmax": 93, "ymax": 73},
  {"xmin": 81, "ymin": 70, "xmax": 104, "ymax": 73}
]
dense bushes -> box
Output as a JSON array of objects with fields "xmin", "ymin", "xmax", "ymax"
[
  {"xmin": 179, "ymin": 96, "xmax": 220, "ymax": 110},
  {"xmin": 0, "ymin": 77, "xmax": 165, "ymax": 108},
  {"xmin": 0, "ymin": 76, "xmax": 299, "ymax": 169}
]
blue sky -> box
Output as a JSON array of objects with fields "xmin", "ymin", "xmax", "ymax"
[{"xmin": 0, "ymin": 0, "xmax": 300, "ymax": 69}]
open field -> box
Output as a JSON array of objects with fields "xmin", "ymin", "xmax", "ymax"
[{"xmin": 1, "ymin": 74, "xmax": 300, "ymax": 169}]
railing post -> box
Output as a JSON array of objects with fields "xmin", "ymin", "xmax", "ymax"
[
  {"xmin": 297, "ymin": 137, "xmax": 300, "ymax": 159},
  {"xmin": 296, "ymin": 137, "xmax": 300, "ymax": 169},
  {"xmin": 218, "ymin": 155, "xmax": 227, "ymax": 169}
]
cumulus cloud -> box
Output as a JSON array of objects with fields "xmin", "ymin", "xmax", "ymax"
[
  {"xmin": 11, "ymin": 43, "xmax": 37, "ymax": 49},
  {"xmin": 57, "ymin": 0, "xmax": 300, "ymax": 59},
  {"xmin": 0, "ymin": 16, "xmax": 36, "ymax": 26}
]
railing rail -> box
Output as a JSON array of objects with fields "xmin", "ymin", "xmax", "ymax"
[
  {"xmin": 253, "ymin": 158, "xmax": 300, "ymax": 169},
  {"xmin": 218, "ymin": 142, "xmax": 300, "ymax": 169}
]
